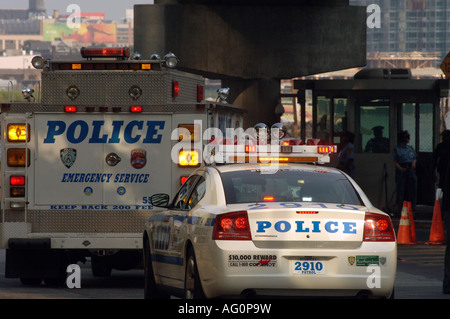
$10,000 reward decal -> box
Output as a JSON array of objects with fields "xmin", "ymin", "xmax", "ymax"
[{"xmin": 228, "ymin": 254, "xmax": 277, "ymax": 267}]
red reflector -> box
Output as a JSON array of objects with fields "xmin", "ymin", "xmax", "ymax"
[
  {"xmin": 213, "ymin": 211, "xmax": 251, "ymax": 240},
  {"xmin": 64, "ymin": 106, "xmax": 77, "ymax": 113},
  {"xmin": 130, "ymin": 106, "xmax": 143, "ymax": 113},
  {"xmin": 197, "ymin": 85, "xmax": 204, "ymax": 102},
  {"xmin": 172, "ymin": 80, "xmax": 179, "ymax": 97},
  {"xmin": 363, "ymin": 213, "xmax": 395, "ymax": 242},
  {"xmin": 10, "ymin": 176, "xmax": 25, "ymax": 186}
]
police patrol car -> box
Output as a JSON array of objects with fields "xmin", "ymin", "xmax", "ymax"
[
  {"xmin": 0, "ymin": 47, "xmax": 244, "ymax": 285},
  {"xmin": 143, "ymin": 131, "xmax": 397, "ymax": 299}
]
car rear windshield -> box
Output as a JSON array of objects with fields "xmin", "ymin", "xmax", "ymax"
[{"xmin": 221, "ymin": 168, "xmax": 362, "ymax": 205}]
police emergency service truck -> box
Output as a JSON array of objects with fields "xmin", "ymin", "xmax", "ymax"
[{"xmin": 0, "ymin": 47, "xmax": 244, "ymax": 285}]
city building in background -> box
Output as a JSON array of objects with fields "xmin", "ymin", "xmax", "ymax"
[{"xmin": 0, "ymin": 0, "xmax": 133, "ymax": 90}]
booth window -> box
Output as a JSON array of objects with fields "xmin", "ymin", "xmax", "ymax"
[{"xmin": 360, "ymin": 104, "xmax": 390, "ymax": 153}]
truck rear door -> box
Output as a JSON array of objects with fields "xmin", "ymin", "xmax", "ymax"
[{"xmin": 33, "ymin": 113, "xmax": 172, "ymax": 209}]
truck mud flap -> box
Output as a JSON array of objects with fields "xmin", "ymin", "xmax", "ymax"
[{"xmin": 5, "ymin": 238, "xmax": 63, "ymax": 279}]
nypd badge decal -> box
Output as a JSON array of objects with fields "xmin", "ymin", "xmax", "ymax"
[
  {"xmin": 60, "ymin": 148, "xmax": 77, "ymax": 168},
  {"xmin": 131, "ymin": 149, "xmax": 146, "ymax": 169}
]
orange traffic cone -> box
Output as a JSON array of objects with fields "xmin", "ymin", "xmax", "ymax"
[
  {"xmin": 426, "ymin": 192, "xmax": 446, "ymax": 245},
  {"xmin": 397, "ymin": 201, "xmax": 416, "ymax": 245},
  {"xmin": 406, "ymin": 201, "xmax": 417, "ymax": 243}
]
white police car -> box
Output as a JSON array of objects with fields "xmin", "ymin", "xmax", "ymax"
[{"xmin": 143, "ymin": 163, "xmax": 396, "ymax": 299}]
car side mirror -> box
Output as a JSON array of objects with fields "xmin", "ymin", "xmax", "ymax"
[{"xmin": 151, "ymin": 193, "xmax": 170, "ymax": 208}]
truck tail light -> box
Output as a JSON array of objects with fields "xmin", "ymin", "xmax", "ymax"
[
  {"xmin": 180, "ymin": 176, "xmax": 189, "ymax": 185},
  {"xmin": 7, "ymin": 149, "xmax": 30, "ymax": 167},
  {"xmin": 178, "ymin": 150, "xmax": 200, "ymax": 167},
  {"xmin": 10, "ymin": 176, "xmax": 25, "ymax": 185},
  {"xmin": 10, "ymin": 175, "xmax": 25, "ymax": 197},
  {"xmin": 7, "ymin": 124, "xmax": 29, "ymax": 142},
  {"xmin": 213, "ymin": 211, "xmax": 251, "ymax": 240},
  {"xmin": 363, "ymin": 213, "xmax": 395, "ymax": 242}
]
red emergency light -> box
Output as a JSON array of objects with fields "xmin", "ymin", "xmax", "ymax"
[
  {"xmin": 130, "ymin": 106, "xmax": 143, "ymax": 113},
  {"xmin": 64, "ymin": 106, "xmax": 77, "ymax": 113},
  {"xmin": 317, "ymin": 146, "xmax": 337, "ymax": 154},
  {"xmin": 197, "ymin": 85, "xmax": 204, "ymax": 102},
  {"xmin": 172, "ymin": 80, "xmax": 179, "ymax": 97},
  {"xmin": 80, "ymin": 47, "xmax": 131, "ymax": 59}
]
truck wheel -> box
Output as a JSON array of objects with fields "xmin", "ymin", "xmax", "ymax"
[
  {"xmin": 91, "ymin": 256, "xmax": 112, "ymax": 277},
  {"xmin": 144, "ymin": 238, "xmax": 169, "ymax": 299},
  {"xmin": 184, "ymin": 247, "xmax": 205, "ymax": 299}
]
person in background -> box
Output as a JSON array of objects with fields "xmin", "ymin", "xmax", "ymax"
[
  {"xmin": 365, "ymin": 125, "xmax": 390, "ymax": 153},
  {"xmin": 433, "ymin": 130, "xmax": 450, "ymax": 190},
  {"xmin": 337, "ymin": 131, "xmax": 355, "ymax": 178},
  {"xmin": 392, "ymin": 130, "xmax": 417, "ymax": 216},
  {"xmin": 435, "ymin": 130, "xmax": 450, "ymax": 294}
]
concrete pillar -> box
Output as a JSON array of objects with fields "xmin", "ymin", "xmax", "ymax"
[
  {"xmin": 134, "ymin": 2, "xmax": 366, "ymax": 127},
  {"xmin": 222, "ymin": 78, "xmax": 281, "ymax": 128}
]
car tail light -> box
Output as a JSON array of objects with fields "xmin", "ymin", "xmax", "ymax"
[
  {"xmin": 213, "ymin": 211, "xmax": 251, "ymax": 240},
  {"xmin": 363, "ymin": 213, "xmax": 395, "ymax": 242}
]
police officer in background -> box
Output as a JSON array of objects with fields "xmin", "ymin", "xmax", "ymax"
[
  {"xmin": 365, "ymin": 125, "xmax": 390, "ymax": 153},
  {"xmin": 337, "ymin": 131, "xmax": 355, "ymax": 178},
  {"xmin": 392, "ymin": 130, "xmax": 417, "ymax": 216}
]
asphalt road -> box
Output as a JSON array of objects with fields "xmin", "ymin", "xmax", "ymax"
[{"xmin": 0, "ymin": 227, "xmax": 448, "ymax": 300}]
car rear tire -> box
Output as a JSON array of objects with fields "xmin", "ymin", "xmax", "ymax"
[{"xmin": 184, "ymin": 247, "xmax": 205, "ymax": 299}]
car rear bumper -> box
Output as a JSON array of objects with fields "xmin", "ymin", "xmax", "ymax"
[{"xmin": 197, "ymin": 240, "xmax": 397, "ymax": 298}]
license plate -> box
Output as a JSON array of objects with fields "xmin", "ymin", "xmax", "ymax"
[
  {"xmin": 280, "ymin": 145, "xmax": 292, "ymax": 153},
  {"xmin": 291, "ymin": 258, "xmax": 325, "ymax": 275}
]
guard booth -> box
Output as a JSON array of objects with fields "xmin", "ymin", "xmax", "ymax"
[{"xmin": 291, "ymin": 68, "xmax": 450, "ymax": 213}]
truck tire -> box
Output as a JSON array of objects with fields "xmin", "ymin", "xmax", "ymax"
[{"xmin": 91, "ymin": 256, "xmax": 112, "ymax": 277}]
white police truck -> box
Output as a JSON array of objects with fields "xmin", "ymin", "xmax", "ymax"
[{"xmin": 0, "ymin": 47, "xmax": 244, "ymax": 285}]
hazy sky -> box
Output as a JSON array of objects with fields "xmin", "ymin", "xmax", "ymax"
[{"xmin": 1, "ymin": 0, "xmax": 154, "ymax": 21}]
